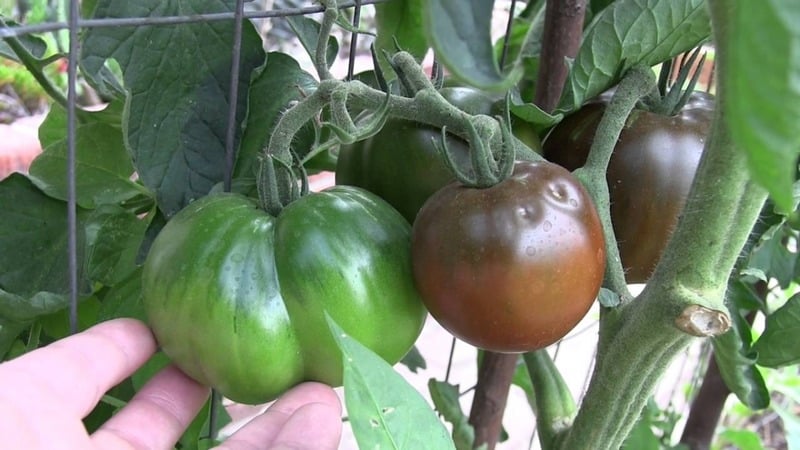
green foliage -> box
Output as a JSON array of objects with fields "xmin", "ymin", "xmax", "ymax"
[
  {"xmin": 328, "ymin": 317, "xmax": 455, "ymax": 450},
  {"xmin": 428, "ymin": 379, "xmax": 484, "ymax": 450},
  {"xmin": 80, "ymin": 0, "xmax": 266, "ymax": 218},
  {"xmin": 722, "ymin": 0, "xmax": 800, "ymax": 214},
  {"xmin": 753, "ymin": 294, "xmax": 800, "ymax": 367},
  {"xmin": 233, "ymin": 52, "xmax": 318, "ymax": 186},
  {"xmin": 29, "ymin": 106, "xmax": 146, "ymax": 209},
  {"xmin": 374, "ymin": 0, "xmax": 428, "ymax": 78},
  {"xmin": 713, "ymin": 281, "xmax": 770, "ymax": 410},
  {"xmin": 423, "ymin": 0, "xmax": 520, "ymax": 92},
  {"xmin": 560, "ymin": 0, "xmax": 711, "ymax": 112}
]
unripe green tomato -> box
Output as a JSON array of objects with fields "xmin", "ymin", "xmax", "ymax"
[
  {"xmin": 336, "ymin": 86, "xmax": 542, "ymax": 223},
  {"xmin": 142, "ymin": 188, "xmax": 427, "ymax": 404}
]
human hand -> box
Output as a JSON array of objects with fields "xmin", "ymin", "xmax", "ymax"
[{"xmin": 0, "ymin": 318, "xmax": 342, "ymax": 450}]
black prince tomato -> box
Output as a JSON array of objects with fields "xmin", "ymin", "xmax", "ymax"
[
  {"xmin": 543, "ymin": 91, "xmax": 712, "ymax": 283},
  {"xmin": 142, "ymin": 188, "xmax": 427, "ymax": 404},
  {"xmin": 411, "ymin": 161, "xmax": 605, "ymax": 352}
]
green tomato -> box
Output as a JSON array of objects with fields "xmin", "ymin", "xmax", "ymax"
[
  {"xmin": 142, "ymin": 188, "xmax": 426, "ymax": 404},
  {"xmin": 336, "ymin": 86, "xmax": 542, "ymax": 223}
]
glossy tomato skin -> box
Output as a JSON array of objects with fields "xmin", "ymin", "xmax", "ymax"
[
  {"xmin": 336, "ymin": 87, "xmax": 542, "ymax": 223},
  {"xmin": 142, "ymin": 188, "xmax": 426, "ymax": 404},
  {"xmin": 543, "ymin": 91, "xmax": 712, "ymax": 283},
  {"xmin": 411, "ymin": 161, "xmax": 605, "ymax": 352}
]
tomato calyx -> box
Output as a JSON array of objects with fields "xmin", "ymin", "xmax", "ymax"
[
  {"xmin": 644, "ymin": 46, "xmax": 709, "ymax": 116},
  {"xmin": 436, "ymin": 114, "xmax": 517, "ymax": 188},
  {"xmin": 257, "ymin": 151, "xmax": 309, "ymax": 217}
]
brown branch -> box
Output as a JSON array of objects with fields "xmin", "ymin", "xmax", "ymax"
[
  {"xmin": 679, "ymin": 352, "xmax": 730, "ymax": 450},
  {"xmin": 534, "ymin": 0, "xmax": 587, "ymax": 112},
  {"xmin": 468, "ymin": 352, "xmax": 519, "ymax": 449}
]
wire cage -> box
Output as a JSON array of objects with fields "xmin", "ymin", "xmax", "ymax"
[{"xmin": 0, "ymin": 1, "xmax": 759, "ymax": 449}]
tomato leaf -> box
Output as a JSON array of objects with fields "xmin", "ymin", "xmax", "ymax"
[
  {"xmin": 374, "ymin": 0, "xmax": 428, "ymax": 77},
  {"xmin": 327, "ymin": 316, "xmax": 455, "ymax": 450},
  {"xmin": 285, "ymin": 16, "xmax": 339, "ymax": 69},
  {"xmin": 0, "ymin": 290, "xmax": 74, "ymax": 355},
  {"xmin": 234, "ymin": 52, "xmax": 317, "ymax": 182},
  {"xmin": 85, "ymin": 205, "xmax": 150, "ymax": 286},
  {"xmin": 0, "ymin": 174, "xmax": 90, "ymax": 298},
  {"xmin": 560, "ymin": 0, "xmax": 711, "ymax": 112},
  {"xmin": 747, "ymin": 224, "xmax": 796, "ymax": 289},
  {"xmin": 29, "ymin": 107, "xmax": 146, "ymax": 209},
  {"xmin": 38, "ymin": 297, "xmax": 101, "ymax": 339},
  {"xmin": 80, "ymin": 0, "xmax": 266, "ymax": 217},
  {"xmin": 0, "ymin": 321, "xmax": 27, "ymax": 359},
  {"xmin": 509, "ymin": 95, "xmax": 563, "ymax": 131},
  {"xmin": 752, "ymin": 293, "xmax": 800, "ymax": 368},
  {"xmin": 399, "ymin": 345, "xmax": 426, "ymax": 373},
  {"xmin": 712, "ymin": 282, "xmax": 770, "ymax": 409},
  {"xmin": 97, "ymin": 267, "xmax": 146, "ymax": 322},
  {"xmin": 423, "ymin": 0, "xmax": 521, "ymax": 92},
  {"xmin": 722, "ymin": 1, "xmax": 800, "ymax": 214},
  {"xmin": 0, "ymin": 19, "xmax": 48, "ymax": 61},
  {"xmin": 428, "ymin": 379, "xmax": 484, "ymax": 450}
]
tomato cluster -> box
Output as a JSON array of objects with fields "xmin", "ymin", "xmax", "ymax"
[{"xmin": 143, "ymin": 83, "xmax": 708, "ymax": 399}]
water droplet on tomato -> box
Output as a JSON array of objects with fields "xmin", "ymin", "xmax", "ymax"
[{"xmin": 543, "ymin": 220, "xmax": 552, "ymax": 232}]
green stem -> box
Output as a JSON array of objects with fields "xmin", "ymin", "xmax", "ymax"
[
  {"xmin": 573, "ymin": 65, "xmax": 656, "ymax": 301},
  {"xmin": 558, "ymin": 3, "xmax": 767, "ymax": 447},
  {"xmin": 523, "ymin": 350, "xmax": 576, "ymax": 450},
  {"xmin": 1, "ymin": 25, "xmax": 69, "ymax": 108},
  {"xmin": 25, "ymin": 322, "xmax": 42, "ymax": 353},
  {"xmin": 267, "ymin": 66, "xmax": 542, "ymax": 168},
  {"xmin": 560, "ymin": 328, "xmax": 690, "ymax": 449},
  {"xmin": 314, "ymin": 2, "xmax": 339, "ymax": 81}
]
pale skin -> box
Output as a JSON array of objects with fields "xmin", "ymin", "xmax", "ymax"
[{"xmin": 0, "ymin": 318, "xmax": 343, "ymax": 450}]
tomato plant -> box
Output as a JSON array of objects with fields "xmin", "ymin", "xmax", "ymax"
[
  {"xmin": 411, "ymin": 161, "xmax": 605, "ymax": 352},
  {"xmin": 141, "ymin": 188, "xmax": 427, "ymax": 404},
  {"xmin": 336, "ymin": 86, "xmax": 541, "ymax": 222},
  {"xmin": 1, "ymin": 1, "xmax": 798, "ymax": 449},
  {"xmin": 543, "ymin": 91, "xmax": 713, "ymax": 282}
]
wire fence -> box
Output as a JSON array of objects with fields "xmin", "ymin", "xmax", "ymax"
[{"xmin": 0, "ymin": 1, "xmax": 718, "ymax": 448}]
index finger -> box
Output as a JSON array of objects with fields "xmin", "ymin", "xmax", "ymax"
[{"xmin": 0, "ymin": 318, "xmax": 157, "ymax": 418}]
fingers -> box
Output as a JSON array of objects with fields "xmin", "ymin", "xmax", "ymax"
[
  {"xmin": 92, "ymin": 364, "xmax": 210, "ymax": 450},
  {"xmin": 0, "ymin": 318, "xmax": 157, "ymax": 419},
  {"xmin": 218, "ymin": 382, "xmax": 342, "ymax": 450}
]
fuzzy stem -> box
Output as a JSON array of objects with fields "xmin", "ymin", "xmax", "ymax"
[
  {"xmin": 314, "ymin": 1, "xmax": 339, "ymax": 80},
  {"xmin": 266, "ymin": 72, "xmax": 542, "ymax": 165},
  {"xmin": 573, "ymin": 65, "xmax": 656, "ymax": 300},
  {"xmin": 558, "ymin": 2, "xmax": 767, "ymax": 446}
]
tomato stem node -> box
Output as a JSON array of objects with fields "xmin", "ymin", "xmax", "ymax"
[{"xmin": 674, "ymin": 305, "xmax": 732, "ymax": 337}]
